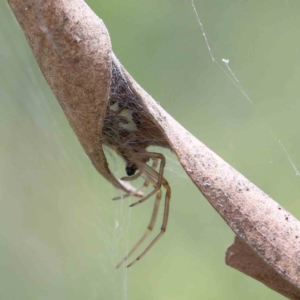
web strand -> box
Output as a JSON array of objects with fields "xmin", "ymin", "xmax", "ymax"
[{"xmin": 190, "ymin": 0, "xmax": 300, "ymax": 177}]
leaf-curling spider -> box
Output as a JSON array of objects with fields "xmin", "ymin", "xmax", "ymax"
[{"xmin": 102, "ymin": 56, "xmax": 171, "ymax": 267}]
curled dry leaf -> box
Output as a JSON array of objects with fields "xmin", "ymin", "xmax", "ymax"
[
  {"xmin": 8, "ymin": 0, "xmax": 300, "ymax": 298},
  {"xmin": 226, "ymin": 236, "xmax": 300, "ymax": 299},
  {"xmin": 8, "ymin": 0, "xmax": 142, "ymax": 196}
]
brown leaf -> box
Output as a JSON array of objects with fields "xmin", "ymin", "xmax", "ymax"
[{"xmin": 8, "ymin": 0, "xmax": 141, "ymax": 195}]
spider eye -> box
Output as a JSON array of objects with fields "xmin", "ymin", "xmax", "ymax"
[{"xmin": 126, "ymin": 165, "xmax": 136, "ymax": 176}]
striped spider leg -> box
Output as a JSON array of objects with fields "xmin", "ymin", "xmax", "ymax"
[{"xmin": 115, "ymin": 152, "xmax": 171, "ymax": 268}]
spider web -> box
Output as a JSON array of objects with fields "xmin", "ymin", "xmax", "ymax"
[{"xmin": 191, "ymin": 0, "xmax": 300, "ymax": 177}]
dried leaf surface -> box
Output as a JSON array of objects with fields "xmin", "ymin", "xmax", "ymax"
[{"xmin": 8, "ymin": 0, "xmax": 137, "ymax": 194}]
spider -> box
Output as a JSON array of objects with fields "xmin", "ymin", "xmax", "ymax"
[{"xmin": 102, "ymin": 58, "xmax": 171, "ymax": 267}]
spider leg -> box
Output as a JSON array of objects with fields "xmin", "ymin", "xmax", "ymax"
[
  {"xmin": 116, "ymin": 187, "xmax": 162, "ymax": 268},
  {"xmin": 115, "ymin": 152, "xmax": 170, "ymax": 267},
  {"xmin": 112, "ymin": 158, "xmax": 157, "ymax": 201},
  {"xmin": 127, "ymin": 178, "xmax": 171, "ymax": 267},
  {"xmin": 112, "ymin": 172, "xmax": 142, "ymax": 200},
  {"xmin": 121, "ymin": 158, "xmax": 157, "ymax": 183},
  {"xmin": 130, "ymin": 153, "xmax": 165, "ymax": 207},
  {"xmin": 150, "ymin": 158, "xmax": 158, "ymax": 170},
  {"xmin": 120, "ymin": 170, "xmax": 142, "ymax": 182}
]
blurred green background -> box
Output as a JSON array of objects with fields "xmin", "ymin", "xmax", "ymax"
[{"xmin": 1, "ymin": 0, "xmax": 300, "ymax": 299}]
